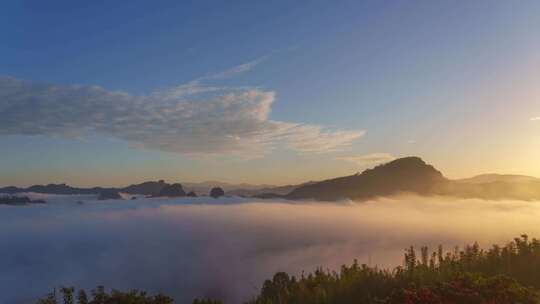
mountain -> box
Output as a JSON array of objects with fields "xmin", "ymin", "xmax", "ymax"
[
  {"xmin": 0, "ymin": 183, "xmax": 111, "ymax": 195},
  {"xmin": 183, "ymin": 181, "xmax": 276, "ymax": 196},
  {"xmin": 227, "ymin": 182, "xmax": 314, "ymax": 197},
  {"xmin": 155, "ymin": 183, "xmax": 186, "ymax": 197},
  {"xmin": 209, "ymin": 187, "xmax": 225, "ymax": 198},
  {"xmin": 0, "ymin": 179, "xmax": 275, "ymax": 197},
  {"xmin": 122, "ymin": 180, "xmax": 168, "ymax": 196},
  {"xmin": 3, "ymin": 158, "xmax": 540, "ymax": 202},
  {"xmin": 286, "ymin": 157, "xmax": 540, "ymax": 201},
  {"xmin": 0, "ymin": 195, "xmax": 46, "ymax": 205},
  {"xmin": 436, "ymin": 176, "xmax": 540, "ymax": 201},
  {"xmin": 287, "ymin": 157, "xmax": 446, "ymax": 201},
  {"xmin": 97, "ymin": 190, "xmax": 122, "ymax": 200},
  {"xmin": 455, "ymin": 174, "xmax": 540, "ymax": 184},
  {"xmin": 0, "ymin": 181, "xmax": 166, "ymax": 196},
  {"xmin": 0, "ymin": 186, "xmax": 22, "ymax": 194}
]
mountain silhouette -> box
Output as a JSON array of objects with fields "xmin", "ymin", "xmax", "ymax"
[
  {"xmin": 122, "ymin": 180, "xmax": 168, "ymax": 196},
  {"xmin": 286, "ymin": 157, "xmax": 540, "ymax": 201},
  {"xmin": 2, "ymin": 157, "xmax": 540, "ymax": 202},
  {"xmin": 155, "ymin": 183, "xmax": 186, "ymax": 197},
  {"xmin": 0, "ymin": 195, "xmax": 46, "ymax": 205},
  {"xmin": 97, "ymin": 189, "xmax": 122, "ymax": 200},
  {"xmin": 183, "ymin": 181, "xmax": 275, "ymax": 195},
  {"xmin": 437, "ymin": 175, "xmax": 540, "ymax": 201},
  {"xmin": 287, "ymin": 157, "xmax": 446, "ymax": 201},
  {"xmin": 209, "ymin": 187, "xmax": 225, "ymax": 198},
  {"xmin": 455, "ymin": 174, "xmax": 540, "ymax": 184},
  {"xmin": 1, "ymin": 183, "xmax": 112, "ymax": 195},
  {"xmin": 227, "ymin": 182, "xmax": 315, "ymax": 197}
]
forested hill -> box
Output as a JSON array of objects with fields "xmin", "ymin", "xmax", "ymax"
[
  {"xmin": 286, "ymin": 157, "xmax": 540, "ymax": 201},
  {"xmin": 287, "ymin": 157, "xmax": 445, "ymax": 201}
]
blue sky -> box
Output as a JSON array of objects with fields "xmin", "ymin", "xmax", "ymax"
[{"xmin": 1, "ymin": 0, "xmax": 540, "ymax": 186}]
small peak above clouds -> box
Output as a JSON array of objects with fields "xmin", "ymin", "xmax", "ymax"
[
  {"xmin": 287, "ymin": 156, "xmax": 540, "ymax": 201},
  {"xmin": 288, "ymin": 156, "xmax": 445, "ymax": 201}
]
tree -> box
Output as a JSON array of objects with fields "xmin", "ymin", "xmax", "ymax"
[
  {"xmin": 37, "ymin": 287, "xmax": 174, "ymax": 304},
  {"xmin": 60, "ymin": 287, "xmax": 74, "ymax": 304},
  {"xmin": 77, "ymin": 290, "xmax": 88, "ymax": 304}
]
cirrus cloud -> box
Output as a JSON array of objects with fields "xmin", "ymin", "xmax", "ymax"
[
  {"xmin": 0, "ymin": 62, "xmax": 363, "ymax": 158},
  {"xmin": 336, "ymin": 153, "xmax": 395, "ymax": 166}
]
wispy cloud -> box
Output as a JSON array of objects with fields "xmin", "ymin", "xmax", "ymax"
[
  {"xmin": 0, "ymin": 60, "xmax": 363, "ymax": 158},
  {"xmin": 336, "ymin": 153, "xmax": 395, "ymax": 166},
  {"xmin": 531, "ymin": 117, "xmax": 540, "ymax": 121},
  {"xmin": 204, "ymin": 57, "xmax": 266, "ymax": 80},
  {"xmin": 157, "ymin": 58, "xmax": 265, "ymax": 99}
]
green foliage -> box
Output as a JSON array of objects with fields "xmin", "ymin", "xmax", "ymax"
[
  {"xmin": 60, "ymin": 287, "xmax": 74, "ymax": 304},
  {"xmin": 37, "ymin": 286, "xmax": 174, "ymax": 304},
  {"xmin": 77, "ymin": 290, "xmax": 88, "ymax": 304},
  {"xmin": 249, "ymin": 235, "xmax": 540, "ymax": 304},
  {"xmin": 388, "ymin": 273, "xmax": 539, "ymax": 304}
]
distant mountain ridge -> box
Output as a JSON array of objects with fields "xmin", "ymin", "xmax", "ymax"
[
  {"xmin": 0, "ymin": 183, "xmax": 115, "ymax": 195},
  {"xmin": 2, "ymin": 157, "xmax": 540, "ymax": 202},
  {"xmin": 286, "ymin": 157, "xmax": 540, "ymax": 201},
  {"xmin": 227, "ymin": 182, "xmax": 316, "ymax": 197},
  {"xmin": 455, "ymin": 174, "xmax": 540, "ymax": 184},
  {"xmin": 182, "ymin": 181, "xmax": 275, "ymax": 196},
  {"xmin": 0, "ymin": 180, "xmax": 279, "ymax": 197}
]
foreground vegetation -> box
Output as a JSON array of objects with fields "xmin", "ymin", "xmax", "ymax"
[
  {"xmin": 38, "ymin": 235, "xmax": 540, "ymax": 304},
  {"xmin": 36, "ymin": 286, "xmax": 175, "ymax": 304}
]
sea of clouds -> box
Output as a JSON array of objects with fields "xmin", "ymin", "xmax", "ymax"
[{"xmin": 2, "ymin": 195, "xmax": 540, "ymax": 303}]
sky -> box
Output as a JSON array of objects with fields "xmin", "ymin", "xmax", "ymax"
[{"xmin": 1, "ymin": 0, "xmax": 539, "ymax": 187}]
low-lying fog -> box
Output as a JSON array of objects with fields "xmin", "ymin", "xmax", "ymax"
[{"xmin": 2, "ymin": 194, "xmax": 540, "ymax": 303}]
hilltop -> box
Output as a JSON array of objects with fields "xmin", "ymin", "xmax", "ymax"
[
  {"xmin": 287, "ymin": 157, "xmax": 446, "ymax": 201},
  {"xmin": 286, "ymin": 157, "xmax": 540, "ymax": 201}
]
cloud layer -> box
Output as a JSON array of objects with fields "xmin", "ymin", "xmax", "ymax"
[
  {"xmin": 0, "ymin": 64, "xmax": 363, "ymax": 157},
  {"xmin": 2, "ymin": 195, "xmax": 540, "ymax": 303},
  {"xmin": 336, "ymin": 153, "xmax": 395, "ymax": 166}
]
